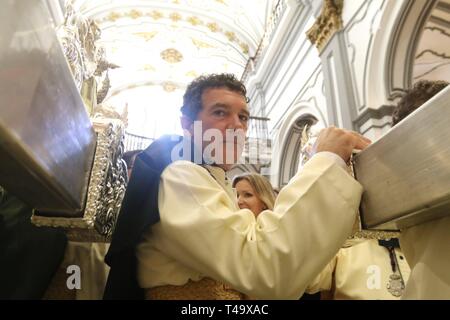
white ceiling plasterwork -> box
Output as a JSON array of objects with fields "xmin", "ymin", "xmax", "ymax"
[{"xmin": 71, "ymin": 0, "xmax": 275, "ymax": 137}]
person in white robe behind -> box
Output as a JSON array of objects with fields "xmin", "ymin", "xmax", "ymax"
[{"xmin": 392, "ymin": 80, "xmax": 450, "ymax": 300}]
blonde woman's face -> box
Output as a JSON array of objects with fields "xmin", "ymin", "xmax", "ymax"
[{"xmin": 235, "ymin": 180, "xmax": 266, "ymax": 217}]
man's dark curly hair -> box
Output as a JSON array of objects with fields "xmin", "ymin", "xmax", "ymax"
[
  {"xmin": 180, "ymin": 73, "xmax": 248, "ymax": 120},
  {"xmin": 392, "ymin": 80, "xmax": 449, "ymax": 126}
]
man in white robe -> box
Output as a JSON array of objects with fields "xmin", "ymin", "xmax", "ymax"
[{"xmin": 135, "ymin": 73, "xmax": 371, "ymax": 299}]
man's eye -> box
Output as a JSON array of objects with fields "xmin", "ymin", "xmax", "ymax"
[
  {"xmin": 239, "ymin": 115, "xmax": 249, "ymax": 122},
  {"xmin": 213, "ymin": 110, "xmax": 226, "ymax": 116}
]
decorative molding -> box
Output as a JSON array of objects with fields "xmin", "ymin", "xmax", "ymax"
[
  {"xmin": 306, "ymin": 0, "xmax": 344, "ymax": 53},
  {"xmin": 278, "ymin": 115, "xmax": 317, "ymax": 187},
  {"xmin": 321, "ymin": 30, "xmax": 360, "ymax": 130},
  {"xmin": 269, "ymin": 64, "xmax": 326, "ymax": 131},
  {"xmin": 424, "ymin": 26, "xmax": 450, "ymax": 38},
  {"xmin": 414, "ymin": 61, "xmax": 450, "ymax": 80},
  {"xmin": 162, "ymin": 81, "xmax": 179, "ymax": 92},
  {"xmin": 160, "ymin": 48, "xmax": 184, "ymax": 63},
  {"xmin": 429, "ymin": 15, "xmax": 450, "ymax": 29},
  {"xmin": 257, "ymin": 8, "xmax": 313, "ymax": 116},
  {"xmin": 412, "ymin": 3, "xmax": 450, "ymax": 82},
  {"xmin": 387, "ymin": 0, "xmax": 437, "ymax": 98},
  {"xmin": 241, "ymin": 0, "xmax": 287, "ymax": 82},
  {"xmin": 343, "ymin": 0, "xmax": 382, "ymax": 111},
  {"xmin": 416, "ymin": 49, "xmax": 450, "ymax": 60},
  {"xmin": 353, "ymin": 104, "xmax": 395, "ymax": 131}
]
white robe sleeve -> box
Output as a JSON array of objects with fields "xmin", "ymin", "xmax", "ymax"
[
  {"xmin": 139, "ymin": 154, "xmax": 363, "ymax": 299},
  {"xmin": 305, "ymin": 255, "xmax": 337, "ymax": 294},
  {"xmin": 400, "ymin": 216, "xmax": 450, "ymax": 299}
]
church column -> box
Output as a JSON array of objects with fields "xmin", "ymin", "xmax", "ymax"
[{"xmin": 306, "ymin": 0, "xmax": 356, "ymax": 131}]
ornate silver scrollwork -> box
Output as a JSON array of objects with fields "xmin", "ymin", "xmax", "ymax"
[
  {"xmin": 90, "ymin": 119, "xmax": 128, "ymax": 239},
  {"xmin": 57, "ymin": 24, "xmax": 85, "ymax": 91},
  {"xmin": 56, "ymin": 1, "xmax": 118, "ymax": 102},
  {"xmin": 31, "ymin": 120, "xmax": 127, "ymax": 242}
]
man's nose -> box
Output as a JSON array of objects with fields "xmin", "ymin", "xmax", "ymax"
[{"xmin": 228, "ymin": 114, "xmax": 245, "ymax": 130}]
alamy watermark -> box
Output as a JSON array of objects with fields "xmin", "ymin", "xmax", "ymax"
[
  {"xmin": 66, "ymin": 265, "xmax": 81, "ymax": 290},
  {"xmin": 366, "ymin": 265, "xmax": 381, "ymax": 290}
]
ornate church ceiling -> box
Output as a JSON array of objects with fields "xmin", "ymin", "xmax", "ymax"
[{"xmin": 72, "ymin": 0, "xmax": 275, "ymax": 137}]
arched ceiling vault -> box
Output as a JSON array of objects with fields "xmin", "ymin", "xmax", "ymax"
[{"xmin": 73, "ymin": 0, "xmax": 275, "ymax": 104}]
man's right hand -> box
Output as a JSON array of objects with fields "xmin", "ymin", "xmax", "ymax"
[{"xmin": 312, "ymin": 127, "xmax": 371, "ymax": 163}]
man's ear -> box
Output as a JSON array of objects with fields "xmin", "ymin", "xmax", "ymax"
[{"xmin": 180, "ymin": 115, "xmax": 194, "ymax": 133}]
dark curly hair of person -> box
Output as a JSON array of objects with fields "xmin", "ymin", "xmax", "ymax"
[
  {"xmin": 392, "ymin": 80, "xmax": 449, "ymax": 126},
  {"xmin": 180, "ymin": 73, "xmax": 249, "ymax": 120}
]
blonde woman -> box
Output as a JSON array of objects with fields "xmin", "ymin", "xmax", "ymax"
[
  {"xmin": 232, "ymin": 173, "xmax": 277, "ymax": 300},
  {"xmin": 232, "ymin": 173, "xmax": 276, "ymax": 217}
]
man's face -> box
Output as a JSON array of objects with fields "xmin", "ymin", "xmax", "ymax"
[{"xmin": 187, "ymin": 87, "xmax": 249, "ymax": 170}]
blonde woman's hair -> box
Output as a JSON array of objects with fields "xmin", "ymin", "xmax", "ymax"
[{"xmin": 232, "ymin": 173, "xmax": 276, "ymax": 210}]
